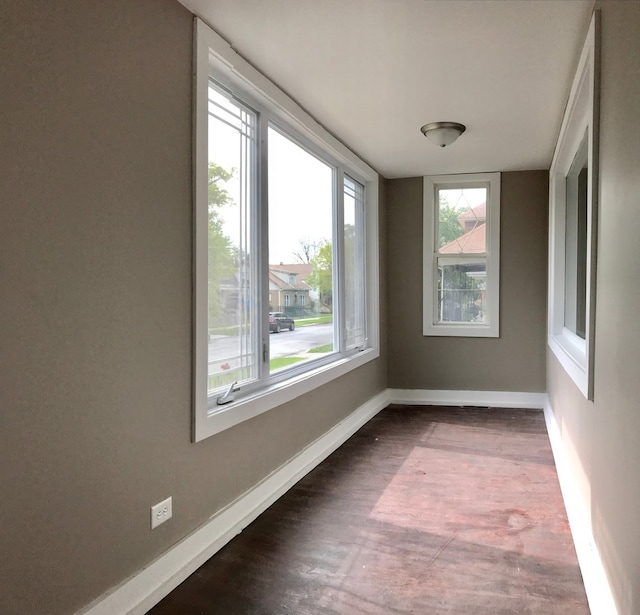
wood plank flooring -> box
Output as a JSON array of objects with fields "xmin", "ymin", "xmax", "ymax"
[{"xmin": 148, "ymin": 406, "xmax": 590, "ymax": 614}]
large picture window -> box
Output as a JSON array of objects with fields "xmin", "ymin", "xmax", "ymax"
[
  {"xmin": 423, "ymin": 173, "xmax": 501, "ymax": 337},
  {"xmin": 193, "ymin": 19, "xmax": 379, "ymax": 441},
  {"xmin": 548, "ymin": 13, "xmax": 599, "ymax": 400}
]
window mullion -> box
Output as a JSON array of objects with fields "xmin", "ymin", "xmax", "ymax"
[{"xmin": 258, "ymin": 114, "xmax": 270, "ymax": 386}]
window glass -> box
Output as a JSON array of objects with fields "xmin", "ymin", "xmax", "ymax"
[
  {"xmin": 564, "ymin": 133, "xmax": 588, "ymax": 339},
  {"xmin": 437, "ymin": 259, "xmax": 487, "ymax": 323},
  {"xmin": 435, "ymin": 186, "xmax": 489, "ymax": 325},
  {"xmin": 206, "ymin": 81, "xmax": 258, "ymax": 394},
  {"xmin": 437, "ymin": 188, "xmax": 487, "ymax": 253},
  {"xmin": 344, "ymin": 176, "xmax": 366, "ymax": 349},
  {"xmin": 268, "ymin": 126, "xmax": 335, "ymax": 373}
]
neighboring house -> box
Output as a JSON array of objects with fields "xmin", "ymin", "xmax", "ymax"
[
  {"xmin": 440, "ymin": 203, "xmax": 486, "ymax": 254},
  {"xmin": 215, "ymin": 272, "xmax": 249, "ymax": 327},
  {"xmin": 268, "ymin": 265, "xmax": 312, "ymax": 314},
  {"xmin": 438, "ymin": 204, "xmax": 488, "ymax": 323}
]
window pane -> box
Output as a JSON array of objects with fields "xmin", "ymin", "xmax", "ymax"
[
  {"xmin": 207, "ymin": 80, "xmax": 258, "ymax": 393},
  {"xmin": 344, "ymin": 176, "xmax": 366, "ymax": 349},
  {"xmin": 437, "ymin": 259, "xmax": 487, "ymax": 323},
  {"xmin": 268, "ymin": 127, "xmax": 334, "ymax": 373},
  {"xmin": 437, "ymin": 188, "xmax": 487, "ymax": 253},
  {"xmin": 564, "ymin": 133, "xmax": 588, "ymax": 339}
]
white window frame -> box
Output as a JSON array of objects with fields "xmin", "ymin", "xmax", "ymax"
[
  {"xmin": 423, "ymin": 173, "xmax": 501, "ymax": 337},
  {"xmin": 548, "ymin": 12, "xmax": 599, "ymax": 400},
  {"xmin": 193, "ymin": 18, "xmax": 379, "ymax": 441}
]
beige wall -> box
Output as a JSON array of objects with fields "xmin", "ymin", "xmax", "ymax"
[
  {"xmin": 548, "ymin": 4, "xmax": 640, "ymax": 614},
  {"xmin": 387, "ymin": 171, "xmax": 548, "ymax": 392},
  {"xmin": 0, "ymin": 2, "xmax": 387, "ymax": 614}
]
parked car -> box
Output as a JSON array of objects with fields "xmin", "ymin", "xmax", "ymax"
[{"xmin": 269, "ymin": 312, "xmax": 295, "ymax": 333}]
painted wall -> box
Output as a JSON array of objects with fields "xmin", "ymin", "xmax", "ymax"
[
  {"xmin": 387, "ymin": 171, "xmax": 548, "ymax": 393},
  {"xmin": 547, "ymin": 3, "xmax": 640, "ymax": 614},
  {"xmin": 0, "ymin": 2, "xmax": 387, "ymax": 614}
]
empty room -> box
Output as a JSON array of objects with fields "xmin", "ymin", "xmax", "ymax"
[{"xmin": 2, "ymin": 1, "xmax": 639, "ymax": 614}]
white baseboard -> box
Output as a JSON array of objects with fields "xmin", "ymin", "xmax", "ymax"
[
  {"xmin": 79, "ymin": 388, "xmax": 616, "ymax": 615},
  {"xmin": 78, "ymin": 389, "xmax": 391, "ymax": 615},
  {"xmin": 543, "ymin": 399, "xmax": 618, "ymax": 615},
  {"xmin": 388, "ymin": 388, "xmax": 547, "ymax": 409}
]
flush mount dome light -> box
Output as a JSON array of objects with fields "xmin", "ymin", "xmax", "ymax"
[{"xmin": 420, "ymin": 121, "xmax": 466, "ymax": 147}]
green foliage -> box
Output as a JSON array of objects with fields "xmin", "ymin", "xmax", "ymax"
[
  {"xmin": 208, "ymin": 163, "xmax": 236, "ymax": 326},
  {"xmin": 270, "ymin": 356, "xmax": 306, "ymax": 371},
  {"xmin": 208, "ymin": 163, "xmax": 234, "ymax": 209},
  {"xmin": 295, "ymin": 315, "xmax": 333, "ymax": 327},
  {"xmin": 438, "ymin": 203, "xmax": 464, "ymax": 246},
  {"xmin": 308, "ymin": 343, "xmax": 333, "ymax": 353},
  {"xmin": 307, "ymin": 241, "xmax": 332, "ymax": 309}
]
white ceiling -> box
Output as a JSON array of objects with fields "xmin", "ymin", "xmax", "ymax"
[{"xmin": 179, "ymin": 0, "xmax": 593, "ymax": 178}]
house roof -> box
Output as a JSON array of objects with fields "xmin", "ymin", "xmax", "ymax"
[
  {"xmin": 457, "ymin": 203, "xmax": 486, "ymax": 222},
  {"xmin": 268, "ymin": 270, "xmax": 311, "ymax": 291},
  {"xmin": 270, "ymin": 263, "xmax": 313, "ymax": 278},
  {"xmin": 440, "ymin": 223, "xmax": 486, "ymax": 254}
]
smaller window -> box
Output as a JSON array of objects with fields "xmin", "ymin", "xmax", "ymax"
[
  {"xmin": 423, "ymin": 173, "xmax": 500, "ymax": 337},
  {"xmin": 284, "ymin": 294, "xmax": 290, "ymax": 307}
]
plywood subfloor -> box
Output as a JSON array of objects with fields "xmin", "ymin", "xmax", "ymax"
[{"xmin": 148, "ymin": 406, "xmax": 589, "ymax": 614}]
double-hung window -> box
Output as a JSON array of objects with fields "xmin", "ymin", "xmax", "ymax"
[
  {"xmin": 193, "ymin": 19, "xmax": 379, "ymax": 441},
  {"xmin": 423, "ymin": 173, "xmax": 501, "ymax": 337}
]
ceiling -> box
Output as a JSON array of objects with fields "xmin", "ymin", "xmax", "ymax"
[{"xmin": 179, "ymin": 0, "xmax": 593, "ymax": 179}]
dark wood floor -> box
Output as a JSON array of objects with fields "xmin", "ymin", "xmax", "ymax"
[{"xmin": 149, "ymin": 406, "xmax": 590, "ymax": 614}]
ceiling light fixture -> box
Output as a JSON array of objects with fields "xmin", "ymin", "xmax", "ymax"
[{"xmin": 420, "ymin": 121, "xmax": 466, "ymax": 148}]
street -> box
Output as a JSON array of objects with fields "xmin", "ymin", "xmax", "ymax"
[{"xmin": 208, "ymin": 323, "xmax": 333, "ymax": 373}]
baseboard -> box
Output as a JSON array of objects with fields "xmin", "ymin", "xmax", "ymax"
[
  {"xmin": 78, "ymin": 389, "xmax": 391, "ymax": 615},
  {"xmin": 388, "ymin": 388, "xmax": 547, "ymax": 409},
  {"xmin": 543, "ymin": 399, "xmax": 618, "ymax": 615},
  {"xmin": 79, "ymin": 388, "xmax": 616, "ymax": 615}
]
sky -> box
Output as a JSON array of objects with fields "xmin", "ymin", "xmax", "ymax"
[
  {"xmin": 267, "ymin": 127, "xmax": 333, "ymax": 264},
  {"xmin": 208, "ymin": 86, "xmax": 333, "ymax": 265}
]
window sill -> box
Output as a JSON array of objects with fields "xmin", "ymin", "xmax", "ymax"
[
  {"xmin": 423, "ymin": 323, "xmax": 499, "ymax": 338},
  {"xmin": 548, "ymin": 332, "xmax": 588, "ymax": 398},
  {"xmin": 194, "ymin": 346, "xmax": 379, "ymax": 442}
]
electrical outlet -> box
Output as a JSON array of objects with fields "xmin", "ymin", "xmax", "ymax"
[{"xmin": 151, "ymin": 496, "xmax": 172, "ymax": 529}]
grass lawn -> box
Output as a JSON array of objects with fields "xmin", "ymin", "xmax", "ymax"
[
  {"xmin": 269, "ymin": 356, "xmax": 306, "ymax": 370},
  {"xmin": 295, "ymin": 315, "xmax": 333, "ymax": 327},
  {"xmin": 308, "ymin": 343, "xmax": 333, "ymax": 353}
]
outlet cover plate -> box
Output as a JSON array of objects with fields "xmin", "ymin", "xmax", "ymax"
[{"xmin": 151, "ymin": 496, "xmax": 172, "ymax": 529}]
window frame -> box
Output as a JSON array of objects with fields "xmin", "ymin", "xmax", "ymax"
[
  {"xmin": 193, "ymin": 18, "xmax": 379, "ymax": 442},
  {"xmin": 548, "ymin": 12, "xmax": 599, "ymax": 400},
  {"xmin": 423, "ymin": 172, "xmax": 501, "ymax": 338}
]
